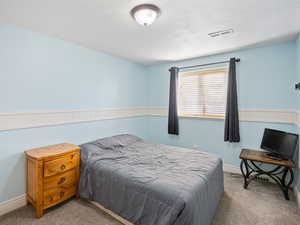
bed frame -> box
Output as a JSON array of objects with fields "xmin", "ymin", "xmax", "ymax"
[{"xmin": 89, "ymin": 200, "xmax": 134, "ymax": 225}]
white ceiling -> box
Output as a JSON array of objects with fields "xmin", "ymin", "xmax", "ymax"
[{"xmin": 1, "ymin": 0, "xmax": 300, "ymax": 65}]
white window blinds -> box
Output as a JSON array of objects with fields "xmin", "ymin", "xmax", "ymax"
[{"xmin": 178, "ymin": 68, "xmax": 228, "ymax": 117}]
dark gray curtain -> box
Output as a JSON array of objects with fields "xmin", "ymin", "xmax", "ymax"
[
  {"xmin": 224, "ymin": 58, "xmax": 240, "ymax": 142},
  {"xmin": 168, "ymin": 67, "xmax": 179, "ymax": 135}
]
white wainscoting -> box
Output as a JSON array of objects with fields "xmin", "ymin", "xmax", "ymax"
[
  {"xmin": 0, "ymin": 108, "xmax": 149, "ymax": 131},
  {"xmin": 148, "ymin": 108, "xmax": 298, "ymax": 124},
  {"xmin": 0, "ymin": 108, "xmax": 299, "ymax": 131},
  {"xmin": 239, "ymin": 110, "xmax": 297, "ymax": 124},
  {"xmin": 295, "ymin": 110, "xmax": 300, "ymax": 127}
]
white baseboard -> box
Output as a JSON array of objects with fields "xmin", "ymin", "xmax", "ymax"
[
  {"xmin": 0, "ymin": 194, "xmax": 27, "ymax": 217},
  {"xmin": 223, "ymin": 164, "xmax": 241, "ymax": 174},
  {"xmin": 294, "ymin": 186, "xmax": 300, "ymax": 209}
]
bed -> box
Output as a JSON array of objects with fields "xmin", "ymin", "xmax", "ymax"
[{"xmin": 79, "ymin": 134, "xmax": 224, "ymax": 225}]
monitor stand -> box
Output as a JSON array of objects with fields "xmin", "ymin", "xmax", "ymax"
[{"xmin": 266, "ymin": 152, "xmax": 286, "ymax": 161}]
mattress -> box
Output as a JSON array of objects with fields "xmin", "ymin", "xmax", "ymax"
[{"xmin": 79, "ymin": 134, "xmax": 224, "ymax": 225}]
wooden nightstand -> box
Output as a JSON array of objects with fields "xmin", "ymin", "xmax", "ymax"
[{"xmin": 25, "ymin": 143, "xmax": 80, "ymax": 218}]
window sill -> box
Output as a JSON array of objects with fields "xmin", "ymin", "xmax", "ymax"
[{"xmin": 179, "ymin": 114, "xmax": 225, "ymax": 120}]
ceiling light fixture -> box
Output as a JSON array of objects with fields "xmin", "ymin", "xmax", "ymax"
[{"xmin": 130, "ymin": 4, "xmax": 161, "ymax": 26}]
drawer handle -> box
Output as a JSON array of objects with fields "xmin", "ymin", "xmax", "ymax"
[
  {"xmin": 60, "ymin": 164, "xmax": 66, "ymax": 170},
  {"xmin": 57, "ymin": 177, "xmax": 66, "ymax": 185},
  {"xmin": 49, "ymin": 196, "xmax": 53, "ymax": 202},
  {"xmin": 60, "ymin": 191, "xmax": 65, "ymax": 198},
  {"xmin": 70, "ymin": 154, "xmax": 74, "ymax": 159}
]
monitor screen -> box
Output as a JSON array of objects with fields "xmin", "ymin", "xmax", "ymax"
[{"xmin": 260, "ymin": 128, "xmax": 298, "ymax": 159}]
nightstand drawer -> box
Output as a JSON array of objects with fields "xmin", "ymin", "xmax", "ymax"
[
  {"xmin": 44, "ymin": 152, "xmax": 78, "ymax": 177},
  {"xmin": 43, "ymin": 185, "xmax": 76, "ymax": 209},
  {"xmin": 44, "ymin": 169, "xmax": 76, "ymax": 190}
]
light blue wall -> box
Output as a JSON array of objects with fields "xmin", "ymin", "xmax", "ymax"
[
  {"xmin": 147, "ymin": 42, "xmax": 298, "ymax": 167},
  {"xmin": 148, "ymin": 42, "xmax": 297, "ymax": 109},
  {"xmin": 0, "ymin": 25, "xmax": 149, "ymax": 112},
  {"xmin": 0, "ymin": 25, "xmax": 149, "ymax": 202},
  {"xmin": 1, "ymin": 24, "xmax": 299, "ymax": 203},
  {"xmin": 148, "ymin": 117, "xmax": 296, "ymax": 166}
]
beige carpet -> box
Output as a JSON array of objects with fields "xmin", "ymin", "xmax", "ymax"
[{"xmin": 1, "ymin": 173, "xmax": 299, "ymax": 225}]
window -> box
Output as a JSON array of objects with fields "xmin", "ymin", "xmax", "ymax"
[{"xmin": 178, "ymin": 68, "xmax": 228, "ymax": 118}]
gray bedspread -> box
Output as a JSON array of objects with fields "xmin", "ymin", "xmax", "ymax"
[{"xmin": 79, "ymin": 135, "xmax": 224, "ymax": 225}]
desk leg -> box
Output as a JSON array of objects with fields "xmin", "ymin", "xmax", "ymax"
[
  {"xmin": 240, "ymin": 159, "xmax": 293, "ymax": 200},
  {"xmin": 240, "ymin": 159, "xmax": 250, "ymax": 189},
  {"xmin": 281, "ymin": 168, "xmax": 294, "ymax": 200}
]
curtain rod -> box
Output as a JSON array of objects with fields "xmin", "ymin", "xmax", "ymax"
[{"xmin": 177, "ymin": 58, "xmax": 240, "ymax": 70}]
